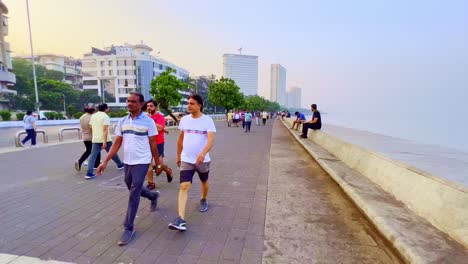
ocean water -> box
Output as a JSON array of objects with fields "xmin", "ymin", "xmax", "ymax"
[{"xmin": 306, "ymin": 110, "xmax": 468, "ymax": 153}]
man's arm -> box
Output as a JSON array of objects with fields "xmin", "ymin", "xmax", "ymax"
[
  {"xmin": 102, "ymin": 125, "xmax": 109, "ymax": 149},
  {"xmin": 176, "ymin": 131, "xmax": 184, "ymax": 167},
  {"xmin": 196, "ymin": 132, "xmax": 214, "ymax": 165},
  {"xmin": 97, "ymin": 136, "xmax": 123, "ymax": 175},
  {"xmin": 148, "ymin": 136, "xmax": 160, "ymax": 166}
]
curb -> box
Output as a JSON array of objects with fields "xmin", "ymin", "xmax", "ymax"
[{"xmin": 280, "ymin": 119, "xmax": 468, "ymax": 263}]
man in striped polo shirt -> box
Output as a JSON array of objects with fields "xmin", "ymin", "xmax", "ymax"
[{"xmin": 97, "ymin": 92, "xmax": 160, "ymax": 246}]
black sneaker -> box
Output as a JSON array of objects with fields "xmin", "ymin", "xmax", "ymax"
[
  {"xmin": 168, "ymin": 216, "xmax": 187, "ymax": 231},
  {"xmin": 117, "ymin": 229, "xmax": 135, "ymax": 246},
  {"xmin": 200, "ymin": 198, "xmax": 209, "ymax": 212},
  {"xmin": 150, "ymin": 190, "xmax": 160, "ymax": 212},
  {"xmin": 75, "ymin": 161, "xmax": 81, "ymax": 172},
  {"xmin": 117, "ymin": 164, "xmax": 125, "ymax": 170},
  {"xmin": 300, "ymin": 134, "xmax": 307, "ymax": 139}
]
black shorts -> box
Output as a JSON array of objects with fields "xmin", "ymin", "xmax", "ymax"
[
  {"xmin": 180, "ymin": 161, "xmax": 210, "ymax": 183},
  {"xmin": 157, "ymin": 143, "xmax": 164, "ymax": 157}
]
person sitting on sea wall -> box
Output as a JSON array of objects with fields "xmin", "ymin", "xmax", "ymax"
[
  {"xmin": 300, "ymin": 104, "xmax": 322, "ymax": 138},
  {"xmin": 291, "ymin": 111, "xmax": 307, "ymax": 130}
]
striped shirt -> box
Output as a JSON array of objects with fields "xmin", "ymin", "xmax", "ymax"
[{"xmin": 115, "ymin": 112, "xmax": 158, "ymax": 165}]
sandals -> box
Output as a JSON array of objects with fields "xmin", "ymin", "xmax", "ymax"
[{"xmin": 166, "ymin": 167, "xmax": 173, "ymax": 183}]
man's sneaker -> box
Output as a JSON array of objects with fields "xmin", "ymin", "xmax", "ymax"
[
  {"xmin": 75, "ymin": 161, "xmax": 81, "ymax": 172},
  {"xmin": 150, "ymin": 190, "xmax": 160, "ymax": 212},
  {"xmin": 200, "ymin": 198, "xmax": 209, "ymax": 212},
  {"xmin": 300, "ymin": 134, "xmax": 307, "ymax": 139},
  {"xmin": 85, "ymin": 173, "xmax": 96, "ymax": 179},
  {"xmin": 83, "ymin": 160, "xmax": 88, "ymax": 166},
  {"xmin": 168, "ymin": 216, "xmax": 187, "ymax": 231},
  {"xmin": 19, "ymin": 142, "xmax": 25, "ymax": 147},
  {"xmin": 117, "ymin": 164, "xmax": 125, "ymax": 170},
  {"xmin": 117, "ymin": 229, "xmax": 135, "ymax": 246}
]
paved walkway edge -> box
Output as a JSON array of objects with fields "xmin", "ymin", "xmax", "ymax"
[{"xmin": 280, "ymin": 119, "xmax": 468, "ymax": 263}]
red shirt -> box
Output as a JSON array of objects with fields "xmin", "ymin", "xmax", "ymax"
[{"xmin": 149, "ymin": 113, "xmax": 165, "ymax": 144}]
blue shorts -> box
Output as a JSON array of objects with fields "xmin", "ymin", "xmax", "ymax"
[{"xmin": 157, "ymin": 143, "xmax": 164, "ymax": 157}]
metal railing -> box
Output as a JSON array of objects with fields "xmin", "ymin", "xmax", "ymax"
[
  {"xmin": 15, "ymin": 129, "xmax": 48, "ymax": 147},
  {"xmin": 58, "ymin": 127, "xmax": 81, "ymax": 142}
]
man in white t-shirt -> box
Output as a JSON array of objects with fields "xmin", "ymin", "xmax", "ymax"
[{"xmin": 168, "ymin": 94, "xmax": 216, "ymax": 231}]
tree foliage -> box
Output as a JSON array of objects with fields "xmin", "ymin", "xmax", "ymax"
[
  {"xmin": 208, "ymin": 77, "xmax": 244, "ymax": 112},
  {"xmin": 150, "ymin": 68, "xmax": 187, "ymax": 123},
  {"xmin": 9, "ymin": 59, "xmax": 101, "ymax": 116},
  {"xmin": 244, "ymin": 95, "xmax": 268, "ymax": 111}
]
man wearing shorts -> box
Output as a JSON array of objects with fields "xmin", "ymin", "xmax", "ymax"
[
  {"xmin": 168, "ymin": 94, "xmax": 216, "ymax": 231},
  {"xmin": 291, "ymin": 111, "xmax": 307, "ymax": 130},
  {"xmin": 144, "ymin": 99, "xmax": 173, "ymax": 190}
]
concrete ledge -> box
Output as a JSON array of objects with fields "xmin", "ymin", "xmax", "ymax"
[{"xmin": 280, "ymin": 119, "xmax": 468, "ymax": 263}]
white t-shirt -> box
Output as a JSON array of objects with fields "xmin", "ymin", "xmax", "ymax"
[{"xmin": 179, "ymin": 114, "xmax": 216, "ymax": 164}]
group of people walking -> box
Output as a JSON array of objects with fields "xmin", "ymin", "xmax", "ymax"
[
  {"xmin": 75, "ymin": 92, "xmax": 216, "ymax": 245},
  {"xmin": 226, "ymin": 110, "xmax": 270, "ymax": 132}
]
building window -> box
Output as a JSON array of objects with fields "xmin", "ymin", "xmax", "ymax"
[
  {"xmin": 159, "ymin": 64, "xmax": 163, "ymax": 70},
  {"xmin": 125, "ymin": 70, "xmax": 127, "ymax": 75},
  {"xmin": 100, "ymin": 61, "xmax": 105, "ymax": 67},
  {"xmin": 83, "ymin": 80, "xmax": 98, "ymax": 86},
  {"xmin": 108, "ymin": 61, "xmax": 112, "ymax": 66},
  {"xmin": 101, "ymin": 70, "xmax": 105, "ymax": 76},
  {"xmin": 134, "ymin": 70, "xmax": 137, "ymax": 76},
  {"xmin": 116, "ymin": 60, "xmax": 119, "ymax": 66},
  {"xmin": 133, "ymin": 60, "xmax": 136, "ymax": 66},
  {"xmin": 119, "ymin": 97, "xmax": 127, "ymax": 103},
  {"xmin": 109, "ymin": 70, "xmax": 113, "ymax": 75},
  {"xmin": 124, "ymin": 60, "xmax": 127, "ymax": 66},
  {"xmin": 153, "ymin": 62, "xmax": 155, "ymax": 68}
]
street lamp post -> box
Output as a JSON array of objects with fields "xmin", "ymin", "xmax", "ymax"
[{"xmin": 26, "ymin": 0, "xmax": 39, "ymax": 111}]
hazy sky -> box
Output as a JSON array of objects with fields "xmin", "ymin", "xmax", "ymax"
[{"xmin": 5, "ymin": 0, "xmax": 468, "ymax": 150}]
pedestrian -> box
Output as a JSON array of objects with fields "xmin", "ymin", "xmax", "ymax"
[
  {"xmin": 244, "ymin": 111, "xmax": 252, "ymax": 133},
  {"xmin": 75, "ymin": 106, "xmax": 101, "ymax": 171},
  {"xmin": 144, "ymin": 99, "xmax": 173, "ymax": 190},
  {"xmin": 262, "ymin": 111, "xmax": 268, "ymax": 126},
  {"xmin": 20, "ymin": 110, "xmax": 37, "ymax": 147},
  {"xmin": 300, "ymin": 104, "xmax": 322, "ymax": 138},
  {"xmin": 97, "ymin": 92, "xmax": 161, "ymax": 246},
  {"xmin": 255, "ymin": 111, "xmax": 261, "ymax": 126},
  {"xmin": 227, "ymin": 110, "xmax": 233, "ymax": 127},
  {"xmin": 168, "ymin": 94, "xmax": 216, "ymax": 231},
  {"xmin": 241, "ymin": 110, "xmax": 246, "ymax": 129},
  {"xmin": 85, "ymin": 103, "xmax": 124, "ymax": 179},
  {"xmin": 234, "ymin": 112, "xmax": 240, "ymax": 127}
]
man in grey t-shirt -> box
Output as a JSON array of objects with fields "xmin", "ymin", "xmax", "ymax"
[{"xmin": 21, "ymin": 110, "xmax": 37, "ymax": 147}]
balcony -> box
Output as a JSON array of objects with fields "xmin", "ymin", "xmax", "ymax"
[{"xmin": 0, "ymin": 71, "xmax": 15, "ymax": 84}]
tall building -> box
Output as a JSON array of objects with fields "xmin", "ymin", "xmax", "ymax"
[
  {"xmin": 16, "ymin": 54, "xmax": 82, "ymax": 89},
  {"xmin": 287, "ymin": 86, "xmax": 302, "ymax": 108},
  {"xmin": 222, "ymin": 54, "xmax": 258, "ymax": 96},
  {"xmin": 81, "ymin": 42, "xmax": 189, "ymax": 108},
  {"xmin": 270, "ymin": 64, "xmax": 288, "ymax": 105},
  {"xmin": 270, "ymin": 64, "xmax": 286, "ymax": 106},
  {"xmin": 0, "ymin": 1, "xmax": 16, "ymax": 110}
]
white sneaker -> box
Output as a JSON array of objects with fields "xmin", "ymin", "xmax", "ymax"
[
  {"xmin": 83, "ymin": 160, "xmax": 88, "ymax": 166},
  {"xmin": 19, "ymin": 142, "xmax": 25, "ymax": 147}
]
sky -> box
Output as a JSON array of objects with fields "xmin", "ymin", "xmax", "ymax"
[{"xmin": 4, "ymin": 0, "xmax": 468, "ymax": 150}]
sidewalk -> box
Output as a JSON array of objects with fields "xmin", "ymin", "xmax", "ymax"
[{"xmin": 0, "ymin": 119, "xmax": 402, "ymax": 263}]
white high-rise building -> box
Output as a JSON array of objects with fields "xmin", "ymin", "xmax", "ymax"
[
  {"xmin": 222, "ymin": 54, "xmax": 258, "ymax": 96},
  {"xmin": 82, "ymin": 42, "xmax": 189, "ymax": 108},
  {"xmin": 270, "ymin": 64, "xmax": 286, "ymax": 106},
  {"xmin": 287, "ymin": 86, "xmax": 302, "ymax": 108}
]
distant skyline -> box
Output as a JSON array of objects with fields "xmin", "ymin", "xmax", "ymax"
[{"xmin": 4, "ymin": 0, "xmax": 468, "ymax": 150}]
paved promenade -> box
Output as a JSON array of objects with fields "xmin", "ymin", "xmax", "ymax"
[{"xmin": 0, "ymin": 119, "xmax": 400, "ymax": 263}]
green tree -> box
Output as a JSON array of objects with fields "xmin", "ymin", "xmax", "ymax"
[
  {"xmin": 208, "ymin": 77, "xmax": 244, "ymax": 112},
  {"xmin": 266, "ymin": 101, "xmax": 281, "ymax": 112},
  {"xmin": 244, "ymin": 95, "xmax": 268, "ymax": 111},
  {"xmin": 6, "ymin": 94, "xmax": 35, "ymax": 111},
  {"xmin": 150, "ymin": 68, "xmax": 187, "ymax": 123}
]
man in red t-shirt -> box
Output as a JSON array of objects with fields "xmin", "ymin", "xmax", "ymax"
[{"xmin": 144, "ymin": 99, "xmax": 173, "ymax": 189}]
